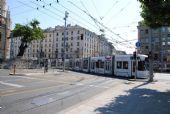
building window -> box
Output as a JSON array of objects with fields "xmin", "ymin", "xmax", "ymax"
[
  {"xmin": 145, "ymin": 29, "xmax": 148, "ymax": 34},
  {"xmin": 49, "ymin": 39, "xmax": 51, "ymax": 42},
  {"xmin": 62, "ymin": 32, "xmax": 64, "ymax": 35},
  {"xmin": 71, "ymin": 42, "xmax": 73, "ymax": 46},
  {"xmin": 66, "ymin": 42, "xmax": 68, "ymax": 47},
  {"xmin": 77, "ymin": 48, "xmax": 79, "ymax": 52},
  {"xmin": 77, "ymin": 36, "xmax": 80, "ymax": 40},
  {"xmin": 49, "ymin": 44, "xmax": 51, "ymax": 47},
  {"xmin": 56, "ymin": 38, "xmax": 58, "ymax": 41},
  {"xmin": 56, "ymin": 43, "xmax": 58, "ymax": 47},
  {"xmin": 71, "ymin": 31, "xmax": 73, "ymax": 35},
  {"xmin": 77, "ymin": 42, "xmax": 79, "ymax": 46},
  {"xmin": 71, "ymin": 37, "xmax": 73, "ymax": 40},
  {"xmin": 61, "ymin": 48, "xmax": 64, "ymax": 52},
  {"xmin": 49, "ymin": 49, "xmax": 51, "ymax": 52},
  {"xmin": 77, "ymin": 30, "xmax": 80, "ymax": 34},
  {"xmin": 145, "ymin": 46, "xmax": 148, "ymax": 49},
  {"xmin": 70, "ymin": 48, "xmax": 72, "ymax": 52},
  {"xmin": 66, "ymin": 37, "xmax": 68, "ymax": 40},
  {"xmin": 49, "ymin": 34, "xmax": 51, "ymax": 37},
  {"xmin": 56, "ymin": 33, "xmax": 58, "ymax": 36}
]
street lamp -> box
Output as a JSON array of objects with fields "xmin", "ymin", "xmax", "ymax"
[{"xmin": 63, "ymin": 11, "xmax": 69, "ymax": 72}]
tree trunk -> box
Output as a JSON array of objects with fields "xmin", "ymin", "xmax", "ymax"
[{"xmin": 17, "ymin": 43, "xmax": 28, "ymax": 57}]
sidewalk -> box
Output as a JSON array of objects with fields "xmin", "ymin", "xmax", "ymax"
[
  {"xmin": 59, "ymin": 73, "xmax": 170, "ymax": 114},
  {"xmin": 9, "ymin": 68, "xmax": 96, "ymax": 84}
]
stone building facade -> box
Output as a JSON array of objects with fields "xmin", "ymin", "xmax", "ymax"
[
  {"xmin": 11, "ymin": 25, "xmax": 115, "ymax": 60},
  {"xmin": 0, "ymin": 0, "xmax": 11, "ymax": 62}
]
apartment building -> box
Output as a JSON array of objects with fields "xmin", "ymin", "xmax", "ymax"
[
  {"xmin": 0, "ymin": 0, "xmax": 11, "ymax": 62},
  {"xmin": 11, "ymin": 25, "xmax": 115, "ymax": 60},
  {"xmin": 137, "ymin": 22, "xmax": 170, "ymax": 64}
]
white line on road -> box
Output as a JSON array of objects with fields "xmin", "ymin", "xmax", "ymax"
[{"xmin": 0, "ymin": 81, "xmax": 24, "ymax": 88}]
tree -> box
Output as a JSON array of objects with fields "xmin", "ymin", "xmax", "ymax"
[
  {"xmin": 12, "ymin": 19, "xmax": 44, "ymax": 57},
  {"xmin": 138, "ymin": 0, "xmax": 170, "ymax": 28}
]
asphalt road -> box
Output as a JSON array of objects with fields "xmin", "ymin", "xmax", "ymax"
[{"xmin": 0, "ymin": 70, "xmax": 124, "ymax": 114}]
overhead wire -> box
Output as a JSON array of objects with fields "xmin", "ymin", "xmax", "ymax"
[
  {"xmin": 15, "ymin": 0, "xmax": 98, "ymax": 34},
  {"xmin": 39, "ymin": 0, "xmax": 98, "ymax": 33},
  {"xmin": 106, "ymin": 0, "xmax": 131, "ymax": 25},
  {"xmin": 80, "ymin": 0, "xmax": 102, "ymax": 31},
  {"xmin": 56, "ymin": 2, "xmax": 98, "ymax": 32},
  {"xmin": 100, "ymin": 0, "xmax": 118, "ymax": 20},
  {"xmin": 38, "ymin": 0, "xmax": 135, "ymax": 48},
  {"xmin": 15, "ymin": 0, "xmax": 63, "ymax": 22},
  {"xmin": 14, "ymin": 0, "xmax": 135, "ymax": 49},
  {"xmin": 68, "ymin": 1, "xmax": 134, "ymax": 47},
  {"xmin": 91, "ymin": 0, "xmax": 101, "ymax": 20}
]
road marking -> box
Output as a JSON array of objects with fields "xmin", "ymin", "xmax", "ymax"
[
  {"xmin": 76, "ymin": 83, "xmax": 84, "ymax": 85},
  {"xmin": 0, "ymin": 81, "xmax": 24, "ymax": 88}
]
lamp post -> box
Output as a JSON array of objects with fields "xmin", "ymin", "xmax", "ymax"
[{"xmin": 63, "ymin": 11, "xmax": 69, "ymax": 72}]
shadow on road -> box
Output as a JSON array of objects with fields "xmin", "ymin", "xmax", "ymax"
[{"xmin": 95, "ymin": 84, "xmax": 170, "ymax": 114}]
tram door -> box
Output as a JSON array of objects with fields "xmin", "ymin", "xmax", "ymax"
[{"xmin": 105, "ymin": 61, "xmax": 112, "ymax": 75}]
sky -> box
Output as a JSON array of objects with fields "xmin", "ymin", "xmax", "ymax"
[{"xmin": 6, "ymin": 0, "xmax": 143, "ymax": 54}]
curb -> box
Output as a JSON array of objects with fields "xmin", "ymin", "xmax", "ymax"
[{"xmin": 9, "ymin": 72, "xmax": 60, "ymax": 76}]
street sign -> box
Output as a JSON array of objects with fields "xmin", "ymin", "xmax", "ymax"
[{"xmin": 136, "ymin": 41, "xmax": 141, "ymax": 48}]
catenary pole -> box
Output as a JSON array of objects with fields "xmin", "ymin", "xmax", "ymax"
[
  {"xmin": 149, "ymin": 28, "xmax": 154, "ymax": 82},
  {"xmin": 63, "ymin": 11, "xmax": 69, "ymax": 72}
]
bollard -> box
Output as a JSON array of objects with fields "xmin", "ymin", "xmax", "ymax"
[{"xmin": 13, "ymin": 64, "xmax": 16, "ymax": 75}]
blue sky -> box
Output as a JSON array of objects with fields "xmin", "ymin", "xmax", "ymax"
[{"xmin": 6, "ymin": 0, "xmax": 142, "ymax": 54}]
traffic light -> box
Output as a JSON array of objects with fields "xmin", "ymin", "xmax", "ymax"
[
  {"xmin": 154, "ymin": 54, "xmax": 158, "ymax": 60},
  {"xmin": 148, "ymin": 51, "xmax": 152, "ymax": 59},
  {"xmin": 133, "ymin": 51, "xmax": 136, "ymax": 59}
]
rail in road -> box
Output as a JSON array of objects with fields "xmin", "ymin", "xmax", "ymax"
[{"xmin": 0, "ymin": 72, "xmax": 124, "ymax": 114}]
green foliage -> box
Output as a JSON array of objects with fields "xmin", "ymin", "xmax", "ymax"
[
  {"xmin": 13, "ymin": 19, "xmax": 44, "ymax": 43},
  {"xmin": 12, "ymin": 19, "xmax": 44, "ymax": 56},
  {"xmin": 138, "ymin": 0, "xmax": 170, "ymax": 28}
]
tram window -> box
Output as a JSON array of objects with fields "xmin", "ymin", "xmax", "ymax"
[
  {"xmin": 91, "ymin": 62, "xmax": 95, "ymax": 69},
  {"xmin": 96, "ymin": 61, "xmax": 99, "ymax": 68},
  {"xmin": 123, "ymin": 61, "xmax": 128, "ymax": 69},
  {"xmin": 138, "ymin": 61, "xmax": 145, "ymax": 71},
  {"xmin": 83, "ymin": 60, "xmax": 88, "ymax": 69},
  {"xmin": 76, "ymin": 61, "xmax": 79, "ymax": 67},
  {"xmin": 106, "ymin": 62, "xmax": 108, "ymax": 70},
  {"xmin": 101, "ymin": 62, "xmax": 104, "ymax": 68},
  {"xmin": 117, "ymin": 61, "xmax": 122, "ymax": 69}
]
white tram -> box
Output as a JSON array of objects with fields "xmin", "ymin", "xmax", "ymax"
[
  {"xmin": 72, "ymin": 54, "xmax": 149, "ymax": 78},
  {"xmin": 73, "ymin": 58, "xmax": 82, "ymax": 71},
  {"xmin": 114, "ymin": 54, "xmax": 149, "ymax": 78}
]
